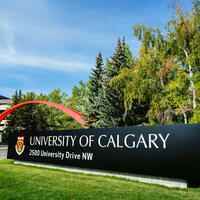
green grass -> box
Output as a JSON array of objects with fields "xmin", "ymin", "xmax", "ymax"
[{"xmin": 0, "ymin": 160, "xmax": 200, "ymax": 200}]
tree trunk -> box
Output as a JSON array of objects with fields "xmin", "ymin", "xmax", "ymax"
[
  {"xmin": 178, "ymin": 103, "xmax": 188, "ymax": 124},
  {"xmin": 160, "ymin": 76, "xmax": 164, "ymax": 87},
  {"xmin": 183, "ymin": 49, "xmax": 197, "ymax": 109},
  {"xmin": 183, "ymin": 111, "xmax": 187, "ymax": 124}
]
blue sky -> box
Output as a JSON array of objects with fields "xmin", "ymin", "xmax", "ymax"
[{"xmin": 0, "ymin": 0, "xmax": 193, "ymax": 98}]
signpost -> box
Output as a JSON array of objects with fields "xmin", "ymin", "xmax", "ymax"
[{"xmin": 7, "ymin": 123, "xmax": 200, "ymax": 187}]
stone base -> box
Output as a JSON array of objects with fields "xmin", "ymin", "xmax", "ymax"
[{"xmin": 14, "ymin": 160, "xmax": 187, "ymax": 188}]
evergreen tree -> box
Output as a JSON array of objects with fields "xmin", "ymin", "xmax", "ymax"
[
  {"xmin": 106, "ymin": 38, "xmax": 127, "ymax": 80},
  {"xmin": 98, "ymin": 38, "xmax": 129, "ymax": 127},
  {"xmin": 21, "ymin": 92, "xmax": 38, "ymax": 131},
  {"xmin": 96, "ymin": 38, "xmax": 148, "ymax": 127},
  {"xmin": 84, "ymin": 52, "xmax": 104, "ymax": 127},
  {"xmin": 3, "ymin": 90, "xmax": 22, "ymax": 143}
]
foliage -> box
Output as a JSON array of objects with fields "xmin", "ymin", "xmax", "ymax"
[
  {"xmin": 96, "ymin": 39, "xmax": 128, "ymax": 127},
  {"xmin": 35, "ymin": 86, "xmax": 88, "ymax": 130},
  {"xmin": 3, "ymin": 90, "xmax": 22, "ymax": 143},
  {"xmin": 65, "ymin": 81, "xmax": 88, "ymax": 129},
  {"xmin": 110, "ymin": 0, "xmax": 200, "ymax": 125},
  {"xmin": 3, "ymin": 90, "xmax": 49, "ymax": 143},
  {"xmin": 3, "ymin": 1, "xmax": 200, "ymax": 134},
  {"xmin": 84, "ymin": 52, "xmax": 104, "ymax": 128},
  {"xmin": 2, "ymin": 84, "xmax": 88, "ymax": 143},
  {"xmin": 93, "ymin": 38, "xmax": 148, "ymax": 127}
]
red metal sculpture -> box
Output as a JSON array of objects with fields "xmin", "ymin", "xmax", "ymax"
[{"xmin": 0, "ymin": 100, "xmax": 86, "ymax": 127}]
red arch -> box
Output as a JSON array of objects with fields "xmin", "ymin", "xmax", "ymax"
[{"xmin": 0, "ymin": 100, "xmax": 86, "ymax": 127}]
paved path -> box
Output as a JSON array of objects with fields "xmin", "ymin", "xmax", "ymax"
[
  {"xmin": 0, "ymin": 145, "xmax": 8, "ymax": 150},
  {"xmin": 0, "ymin": 150, "xmax": 7, "ymax": 159}
]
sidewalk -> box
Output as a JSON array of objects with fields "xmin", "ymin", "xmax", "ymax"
[
  {"xmin": 0, "ymin": 145, "xmax": 8, "ymax": 150},
  {"xmin": 0, "ymin": 149, "xmax": 7, "ymax": 159}
]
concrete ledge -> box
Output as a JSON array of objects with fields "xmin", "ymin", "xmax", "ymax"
[{"xmin": 14, "ymin": 160, "xmax": 187, "ymax": 188}]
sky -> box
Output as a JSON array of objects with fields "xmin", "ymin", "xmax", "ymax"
[{"xmin": 0, "ymin": 0, "xmax": 193, "ymax": 98}]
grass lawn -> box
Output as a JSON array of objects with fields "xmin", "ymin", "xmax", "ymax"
[{"xmin": 0, "ymin": 159, "xmax": 200, "ymax": 200}]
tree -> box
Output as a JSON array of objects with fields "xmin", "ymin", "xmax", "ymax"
[
  {"xmin": 43, "ymin": 83, "xmax": 88, "ymax": 130},
  {"xmin": 3, "ymin": 90, "xmax": 23, "ymax": 143},
  {"xmin": 95, "ymin": 38, "xmax": 146, "ymax": 127},
  {"xmin": 98, "ymin": 38, "xmax": 127, "ymax": 127},
  {"xmin": 2, "ymin": 85, "xmax": 90, "ymax": 144},
  {"xmin": 165, "ymin": 0, "xmax": 200, "ymax": 110},
  {"xmin": 84, "ymin": 52, "xmax": 104, "ymax": 127},
  {"xmin": 115, "ymin": 0, "xmax": 200, "ymax": 125},
  {"xmin": 21, "ymin": 92, "xmax": 38, "ymax": 131},
  {"xmin": 110, "ymin": 45, "xmax": 160, "ymax": 125},
  {"xmin": 37, "ymin": 88, "xmax": 84, "ymax": 130}
]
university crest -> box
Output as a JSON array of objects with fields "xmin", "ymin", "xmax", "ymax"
[{"xmin": 15, "ymin": 136, "xmax": 25, "ymax": 155}]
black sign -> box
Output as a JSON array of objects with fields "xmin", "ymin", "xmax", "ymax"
[{"xmin": 7, "ymin": 123, "xmax": 200, "ymax": 187}]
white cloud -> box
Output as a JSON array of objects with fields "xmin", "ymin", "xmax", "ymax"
[
  {"xmin": 0, "ymin": 19, "xmax": 92, "ymax": 73},
  {"xmin": 0, "ymin": 22, "xmax": 91, "ymax": 73},
  {"xmin": 0, "ymin": 1, "xmax": 140, "ymax": 73},
  {"xmin": 0, "ymin": 50, "xmax": 91, "ymax": 72}
]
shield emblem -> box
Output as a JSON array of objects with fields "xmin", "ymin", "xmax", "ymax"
[{"xmin": 15, "ymin": 136, "xmax": 25, "ymax": 155}]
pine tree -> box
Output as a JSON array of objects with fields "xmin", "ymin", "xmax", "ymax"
[
  {"xmin": 84, "ymin": 52, "xmax": 104, "ymax": 127},
  {"xmin": 3, "ymin": 90, "xmax": 22, "ymax": 143},
  {"xmin": 21, "ymin": 92, "xmax": 38, "ymax": 131},
  {"xmin": 98, "ymin": 38, "xmax": 128, "ymax": 127},
  {"xmin": 106, "ymin": 38, "xmax": 127, "ymax": 80},
  {"xmin": 96, "ymin": 38, "xmax": 148, "ymax": 127}
]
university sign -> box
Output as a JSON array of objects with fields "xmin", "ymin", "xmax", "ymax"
[{"xmin": 7, "ymin": 123, "xmax": 200, "ymax": 187}]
